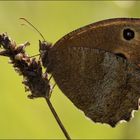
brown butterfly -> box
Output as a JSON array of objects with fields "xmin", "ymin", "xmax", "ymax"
[{"xmin": 39, "ymin": 18, "xmax": 140, "ymax": 127}]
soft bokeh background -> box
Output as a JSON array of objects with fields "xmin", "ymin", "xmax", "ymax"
[{"xmin": 0, "ymin": 1, "xmax": 140, "ymax": 139}]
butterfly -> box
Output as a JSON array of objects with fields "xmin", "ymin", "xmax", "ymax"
[{"xmin": 40, "ymin": 18, "xmax": 140, "ymax": 127}]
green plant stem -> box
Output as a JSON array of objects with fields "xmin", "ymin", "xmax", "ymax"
[{"xmin": 45, "ymin": 98, "xmax": 71, "ymax": 140}]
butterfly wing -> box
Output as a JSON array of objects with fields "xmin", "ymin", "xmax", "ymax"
[
  {"xmin": 49, "ymin": 47, "xmax": 140, "ymax": 127},
  {"xmin": 47, "ymin": 18, "xmax": 140, "ymax": 126}
]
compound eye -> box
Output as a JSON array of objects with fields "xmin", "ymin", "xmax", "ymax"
[{"xmin": 123, "ymin": 28, "xmax": 135, "ymax": 40}]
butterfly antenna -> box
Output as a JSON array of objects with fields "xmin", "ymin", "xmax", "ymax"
[{"xmin": 19, "ymin": 17, "xmax": 46, "ymax": 41}]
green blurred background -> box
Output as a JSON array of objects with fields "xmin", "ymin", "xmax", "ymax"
[{"xmin": 0, "ymin": 1, "xmax": 140, "ymax": 139}]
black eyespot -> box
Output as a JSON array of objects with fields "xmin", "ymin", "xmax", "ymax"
[{"xmin": 123, "ymin": 28, "xmax": 135, "ymax": 40}]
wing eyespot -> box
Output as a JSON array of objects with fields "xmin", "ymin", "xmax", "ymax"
[{"xmin": 123, "ymin": 28, "xmax": 135, "ymax": 40}]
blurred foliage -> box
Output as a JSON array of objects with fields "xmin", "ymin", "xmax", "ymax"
[{"xmin": 0, "ymin": 1, "xmax": 140, "ymax": 139}]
